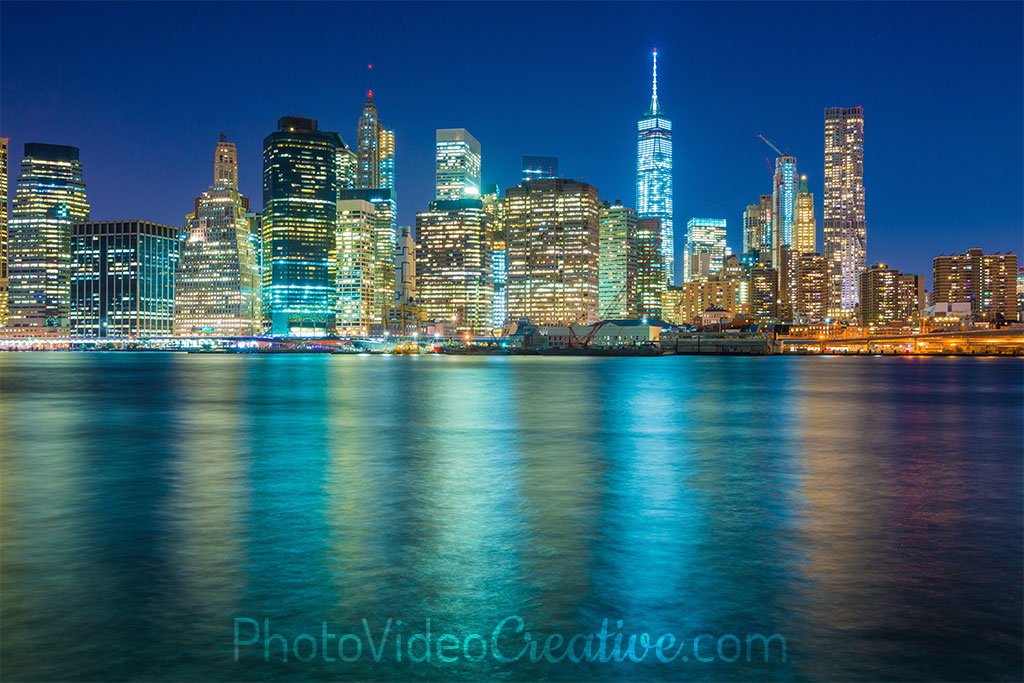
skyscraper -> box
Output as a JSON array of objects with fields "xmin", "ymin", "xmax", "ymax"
[
  {"xmin": 636, "ymin": 48, "xmax": 674, "ymax": 284},
  {"xmin": 356, "ymin": 93, "xmax": 395, "ymax": 192},
  {"xmin": 794, "ymin": 174, "xmax": 816, "ymax": 254},
  {"xmin": 70, "ymin": 221, "xmax": 180, "ymax": 337},
  {"xmin": 598, "ymin": 200, "xmax": 637, "ymax": 319},
  {"xmin": 0, "ymin": 137, "xmax": 8, "ymax": 328},
  {"xmin": 824, "ymin": 106, "xmax": 866, "ymax": 317},
  {"xmin": 742, "ymin": 202, "xmax": 762, "ymax": 257},
  {"xmin": 771, "ymin": 155, "xmax": 798, "ymax": 266},
  {"xmin": 505, "ymin": 178, "xmax": 601, "ymax": 325},
  {"xmin": 635, "ymin": 217, "xmax": 666, "ymax": 317},
  {"xmin": 795, "ymin": 252, "xmax": 828, "ymax": 322},
  {"xmin": 262, "ymin": 116, "xmax": 344, "ymax": 336},
  {"xmin": 522, "ymin": 156, "xmax": 558, "ymax": 182},
  {"xmin": 174, "ymin": 135, "xmax": 261, "ymax": 337},
  {"xmin": 435, "ymin": 129, "xmax": 481, "ymax": 200},
  {"xmin": 335, "ymin": 199, "xmax": 378, "ymax": 336},
  {"xmin": 683, "ymin": 218, "xmax": 727, "ymax": 282},
  {"xmin": 338, "ymin": 187, "xmax": 397, "ymax": 332},
  {"xmin": 8, "ymin": 143, "xmax": 90, "ymax": 336},
  {"xmin": 415, "ymin": 198, "xmax": 494, "ymax": 334}
]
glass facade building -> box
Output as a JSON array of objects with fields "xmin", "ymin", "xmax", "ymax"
[
  {"xmin": 8, "ymin": 143, "xmax": 90, "ymax": 336},
  {"xmin": 0, "ymin": 137, "xmax": 7, "ymax": 328},
  {"xmin": 636, "ymin": 49, "xmax": 674, "ymax": 284},
  {"xmin": 262, "ymin": 116, "xmax": 344, "ymax": 336},
  {"xmin": 771, "ymin": 155, "xmax": 798, "ymax": 266},
  {"xmin": 70, "ymin": 221, "xmax": 180, "ymax": 337},
  {"xmin": 598, "ymin": 200, "xmax": 637, "ymax": 319},
  {"xmin": 435, "ymin": 129, "xmax": 481, "ymax": 200},
  {"xmin": 683, "ymin": 217, "xmax": 727, "ymax": 283},
  {"xmin": 794, "ymin": 174, "xmax": 816, "ymax": 255},
  {"xmin": 335, "ymin": 199, "xmax": 378, "ymax": 336}
]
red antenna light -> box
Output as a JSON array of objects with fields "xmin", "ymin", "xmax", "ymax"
[{"xmin": 368, "ymin": 63, "xmax": 373, "ymax": 70}]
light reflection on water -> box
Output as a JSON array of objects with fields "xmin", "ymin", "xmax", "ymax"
[{"xmin": 0, "ymin": 353, "xmax": 1020, "ymax": 681}]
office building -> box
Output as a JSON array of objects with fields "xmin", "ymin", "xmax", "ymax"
[
  {"xmin": 335, "ymin": 199, "xmax": 378, "ymax": 336},
  {"xmin": 749, "ymin": 264, "xmax": 779, "ymax": 321},
  {"xmin": 742, "ymin": 202, "xmax": 762, "ymax": 256},
  {"xmin": 338, "ymin": 187, "xmax": 397, "ymax": 331},
  {"xmin": 858, "ymin": 264, "xmax": 900, "ymax": 327},
  {"xmin": 435, "ymin": 128, "xmax": 481, "ymax": 200},
  {"xmin": 635, "ymin": 217, "xmax": 665, "ymax": 317},
  {"xmin": 795, "ymin": 252, "xmax": 828, "ymax": 322},
  {"xmin": 415, "ymin": 198, "xmax": 493, "ymax": 334},
  {"xmin": 683, "ymin": 217, "xmax": 727, "ymax": 282},
  {"xmin": 636, "ymin": 48, "xmax": 674, "ymax": 283},
  {"xmin": 174, "ymin": 135, "xmax": 261, "ymax": 337},
  {"xmin": 262, "ymin": 116, "xmax": 344, "ymax": 336},
  {"xmin": 933, "ymin": 248, "xmax": 1018, "ymax": 321},
  {"xmin": 824, "ymin": 106, "xmax": 866, "ymax": 317},
  {"xmin": 481, "ymin": 184, "xmax": 507, "ymax": 328},
  {"xmin": 522, "ymin": 155, "xmax": 558, "ymax": 182},
  {"xmin": 598, "ymin": 200, "xmax": 637, "ymax": 319},
  {"xmin": 794, "ymin": 175, "xmax": 816, "ymax": 255},
  {"xmin": 771, "ymin": 155, "xmax": 798, "ymax": 265},
  {"xmin": 357, "ymin": 93, "xmax": 395, "ymax": 191},
  {"xmin": 505, "ymin": 178, "xmax": 601, "ymax": 325},
  {"xmin": 70, "ymin": 221, "xmax": 180, "ymax": 337},
  {"xmin": 8, "ymin": 143, "xmax": 90, "ymax": 336}
]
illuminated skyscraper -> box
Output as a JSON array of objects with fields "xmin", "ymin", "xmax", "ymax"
[
  {"xmin": 0, "ymin": 137, "xmax": 8, "ymax": 327},
  {"xmin": 481, "ymin": 184, "xmax": 506, "ymax": 328},
  {"xmin": 70, "ymin": 221, "xmax": 180, "ymax": 337},
  {"xmin": 415, "ymin": 198, "xmax": 493, "ymax": 334},
  {"xmin": 505, "ymin": 178, "xmax": 600, "ymax": 325},
  {"xmin": 635, "ymin": 217, "xmax": 665, "ymax": 317},
  {"xmin": 435, "ymin": 129, "xmax": 481, "ymax": 200},
  {"xmin": 8, "ymin": 143, "xmax": 90, "ymax": 336},
  {"xmin": 262, "ymin": 116, "xmax": 344, "ymax": 336},
  {"xmin": 356, "ymin": 93, "xmax": 395, "ymax": 192},
  {"xmin": 824, "ymin": 106, "xmax": 866, "ymax": 317},
  {"xmin": 339, "ymin": 187, "xmax": 397, "ymax": 332},
  {"xmin": 794, "ymin": 174, "xmax": 816, "ymax": 254},
  {"xmin": 522, "ymin": 156, "xmax": 558, "ymax": 182},
  {"xmin": 742, "ymin": 202, "xmax": 762, "ymax": 257},
  {"xmin": 598, "ymin": 200, "xmax": 637, "ymax": 319},
  {"xmin": 636, "ymin": 48, "xmax": 674, "ymax": 283},
  {"xmin": 174, "ymin": 135, "xmax": 261, "ymax": 337},
  {"xmin": 683, "ymin": 218, "xmax": 727, "ymax": 282},
  {"xmin": 795, "ymin": 252, "xmax": 828, "ymax": 322},
  {"xmin": 771, "ymin": 155, "xmax": 798, "ymax": 265},
  {"xmin": 335, "ymin": 199, "xmax": 378, "ymax": 335}
]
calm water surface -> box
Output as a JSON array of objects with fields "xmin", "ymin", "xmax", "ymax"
[{"xmin": 1, "ymin": 353, "xmax": 1021, "ymax": 681}]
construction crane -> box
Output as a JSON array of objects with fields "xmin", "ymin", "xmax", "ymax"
[{"xmin": 758, "ymin": 134, "xmax": 786, "ymax": 156}]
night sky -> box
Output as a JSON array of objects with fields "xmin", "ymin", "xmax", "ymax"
[{"xmin": 2, "ymin": 1, "xmax": 1021, "ymax": 285}]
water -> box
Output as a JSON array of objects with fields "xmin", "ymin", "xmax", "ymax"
[{"xmin": 1, "ymin": 353, "xmax": 1021, "ymax": 681}]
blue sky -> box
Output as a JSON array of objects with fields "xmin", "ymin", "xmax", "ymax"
[{"xmin": 2, "ymin": 1, "xmax": 1021, "ymax": 284}]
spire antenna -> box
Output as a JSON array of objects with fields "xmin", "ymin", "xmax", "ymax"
[{"xmin": 649, "ymin": 48, "xmax": 660, "ymax": 114}]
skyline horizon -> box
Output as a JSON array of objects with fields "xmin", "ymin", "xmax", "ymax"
[{"xmin": 2, "ymin": 2, "xmax": 1021, "ymax": 288}]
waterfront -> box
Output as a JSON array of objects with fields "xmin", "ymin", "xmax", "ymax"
[{"xmin": 0, "ymin": 353, "xmax": 1021, "ymax": 681}]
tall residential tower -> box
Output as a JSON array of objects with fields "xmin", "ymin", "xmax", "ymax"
[
  {"xmin": 824, "ymin": 106, "xmax": 866, "ymax": 317},
  {"xmin": 636, "ymin": 49, "xmax": 674, "ymax": 283}
]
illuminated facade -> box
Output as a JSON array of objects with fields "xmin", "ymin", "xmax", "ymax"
[
  {"xmin": 795, "ymin": 252, "xmax": 828, "ymax": 322},
  {"xmin": 70, "ymin": 221, "xmax": 180, "ymax": 337},
  {"xmin": 522, "ymin": 156, "xmax": 558, "ymax": 182},
  {"xmin": 505, "ymin": 178, "xmax": 600, "ymax": 325},
  {"xmin": 262, "ymin": 116, "xmax": 344, "ymax": 336},
  {"xmin": 824, "ymin": 106, "xmax": 866, "ymax": 317},
  {"xmin": 749, "ymin": 264, "xmax": 779, "ymax": 321},
  {"xmin": 933, "ymin": 248, "xmax": 1018, "ymax": 321},
  {"xmin": 435, "ymin": 129, "xmax": 481, "ymax": 200},
  {"xmin": 8, "ymin": 143, "xmax": 90, "ymax": 336},
  {"xmin": 742, "ymin": 202, "xmax": 762, "ymax": 256},
  {"xmin": 636, "ymin": 48, "xmax": 674, "ymax": 283},
  {"xmin": 174, "ymin": 135, "xmax": 261, "ymax": 337},
  {"xmin": 858, "ymin": 264, "xmax": 900, "ymax": 327},
  {"xmin": 598, "ymin": 200, "xmax": 637, "ymax": 319},
  {"xmin": 771, "ymin": 155, "xmax": 798, "ymax": 265},
  {"xmin": 635, "ymin": 217, "xmax": 665, "ymax": 317},
  {"xmin": 415, "ymin": 198, "xmax": 494, "ymax": 334},
  {"xmin": 335, "ymin": 199, "xmax": 377, "ymax": 335},
  {"xmin": 481, "ymin": 184, "xmax": 506, "ymax": 328},
  {"xmin": 339, "ymin": 188, "xmax": 397, "ymax": 332},
  {"xmin": 683, "ymin": 217, "xmax": 727, "ymax": 282},
  {"xmin": 356, "ymin": 93, "xmax": 395, "ymax": 192},
  {"xmin": 794, "ymin": 175, "xmax": 816, "ymax": 254},
  {"xmin": 0, "ymin": 137, "xmax": 7, "ymax": 327},
  {"xmin": 663, "ymin": 277, "xmax": 747, "ymax": 326}
]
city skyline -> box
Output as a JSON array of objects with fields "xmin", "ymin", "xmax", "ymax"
[{"xmin": 1, "ymin": 2, "xmax": 1022, "ymax": 289}]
